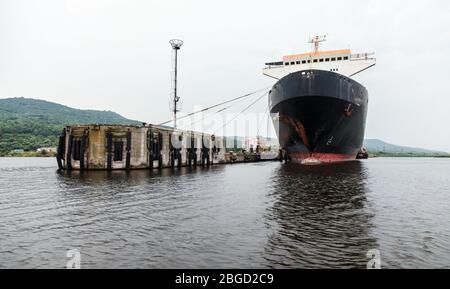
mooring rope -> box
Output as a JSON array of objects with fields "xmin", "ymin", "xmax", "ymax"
[
  {"xmin": 256, "ymin": 104, "xmax": 270, "ymax": 137},
  {"xmin": 158, "ymin": 86, "xmax": 271, "ymax": 126},
  {"xmin": 212, "ymin": 90, "xmax": 269, "ymax": 135},
  {"xmin": 177, "ymin": 93, "xmax": 255, "ymax": 130}
]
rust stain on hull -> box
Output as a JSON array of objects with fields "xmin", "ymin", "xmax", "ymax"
[{"xmin": 279, "ymin": 113, "xmax": 310, "ymax": 149}]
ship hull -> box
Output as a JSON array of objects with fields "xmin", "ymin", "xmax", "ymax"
[{"xmin": 269, "ymin": 70, "xmax": 368, "ymax": 164}]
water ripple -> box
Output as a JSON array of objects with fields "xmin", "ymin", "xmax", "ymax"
[{"xmin": 1, "ymin": 157, "xmax": 450, "ymax": 268}]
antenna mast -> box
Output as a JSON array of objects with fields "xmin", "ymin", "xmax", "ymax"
[
  {"xmin": 169, "ymin": 39, "xmax": 183, "ymax": 129},
  {"xmin": 309, "ymin": 35, "xmax": 327, "ymax": 53}
]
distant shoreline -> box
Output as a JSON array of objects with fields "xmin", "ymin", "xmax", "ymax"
[{"xmin": 369, "ymin": 153, "xmax": 450, "ymax": 158}]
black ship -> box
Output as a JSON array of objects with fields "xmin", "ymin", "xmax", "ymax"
[{"xmin": 263, "ymin": 35, "xmax": 376, "ymax": 164}]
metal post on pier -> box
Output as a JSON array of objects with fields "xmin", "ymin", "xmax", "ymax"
[{"xmin": 169, "ymin": 39, "xmax": 183, "ymax": 129}]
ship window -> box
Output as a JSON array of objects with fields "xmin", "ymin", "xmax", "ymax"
[
  {"xmin": 331, "ymin": 57, "xmax": 336, "ymax": 61},
  {"xmin": 302, "ymin": 60, "xmax": 306, "ymax": 64},
  {"xmin": 325, "ymin": 58, "xmax": 330, "ymax": 62},
  {"xmin": 285, "ymin": 62, "xmax": 289, "ymax": 66},
  {"xmin": 113, "ymin": 141, "xmax": 124, "ymax": 162},
  {"xmin": 290, "ymin": 62, "xmax": 295, "ymax": 65},
  {"xmin": 313, "ymin": 59, "xmax": 318, "ymax": 63},
  {"xmin": 344, "ymin": 56, "xmax": 349, "ymax": 60},
  {"xmin": 319, "ymin": 59, "xmax": 324, "ymax": 62},
  {"xmin": 307, "ymin": 60, "xmax": 311, "ymax": 63},
  {"xmin": 296, "ymin": 61, "xmax": 300, "ymax": 65},
  {"xmin": 337, "ymin": 57, "xmax": 342, "ymax": 61}
]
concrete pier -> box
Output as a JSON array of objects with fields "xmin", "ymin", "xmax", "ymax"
[
  {"xmin": 57, "ymin": 124, "xmax": 229, "ymax": 170},
  {"xmin": 56, "ymin": 124, "xmax": 278, "ymax": 170}
]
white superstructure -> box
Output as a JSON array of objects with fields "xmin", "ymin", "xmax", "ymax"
[{"xmin": 263, "ymin": 35, "xmax": 376, "ymax": 80}]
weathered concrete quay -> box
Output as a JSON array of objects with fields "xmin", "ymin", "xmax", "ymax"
[{"xmin": 56, "ymin": 124, "xmax": 277, "ymax": 170}]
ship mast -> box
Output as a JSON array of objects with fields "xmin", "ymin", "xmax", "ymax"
[{"xmin": 309, "ymin": 35, "xmax": 327, "ymax": 54}]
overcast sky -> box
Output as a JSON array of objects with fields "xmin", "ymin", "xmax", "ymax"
[{"xmin": 1, "ymin": 0, "xmax": 450, "ymax": 151}]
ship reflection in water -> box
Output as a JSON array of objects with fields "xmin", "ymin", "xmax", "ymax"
[
  {"xmin": 263, "ymin": 162, "xmax": 377, "ymax": 268},
  {"xmin": 1, "ymin": 158, "xmax": 450, "ymax": 268}
]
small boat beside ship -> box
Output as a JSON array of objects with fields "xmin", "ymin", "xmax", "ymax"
[{"xmin": 264, "ymin": 35, "xmax": 376, "ymax": 164}]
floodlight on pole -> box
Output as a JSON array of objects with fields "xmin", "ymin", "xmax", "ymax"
[{"xmin": 169, "ymin": 39, "xmax": 183, "ymax": 129}]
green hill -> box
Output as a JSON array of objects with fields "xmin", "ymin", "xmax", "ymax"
[
  {"xmin": 364, "ymin": 139, "xmax": 449, "ymax": 157},
  {"xmin": 0, "ymin": 97, "xmax": 141, "ymax": 156}
]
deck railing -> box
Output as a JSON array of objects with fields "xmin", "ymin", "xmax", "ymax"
[{"xmin": 351, "ymin": 52, "xmax": 376, "ymax": 60}]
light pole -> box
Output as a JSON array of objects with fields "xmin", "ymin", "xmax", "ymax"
[{"xmin": 169, "ymin": 39, "xmax": 183, "ymax": 129}]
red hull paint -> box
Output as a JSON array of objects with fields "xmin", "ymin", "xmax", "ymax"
[{"xmin": 290, "ymin": 153, "xmax": 357, "ymax": 164}]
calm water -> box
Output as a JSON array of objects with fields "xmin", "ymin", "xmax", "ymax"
[{"xmin": 1, "ymin": 157, "xmax": 450, "ymax": 269}]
